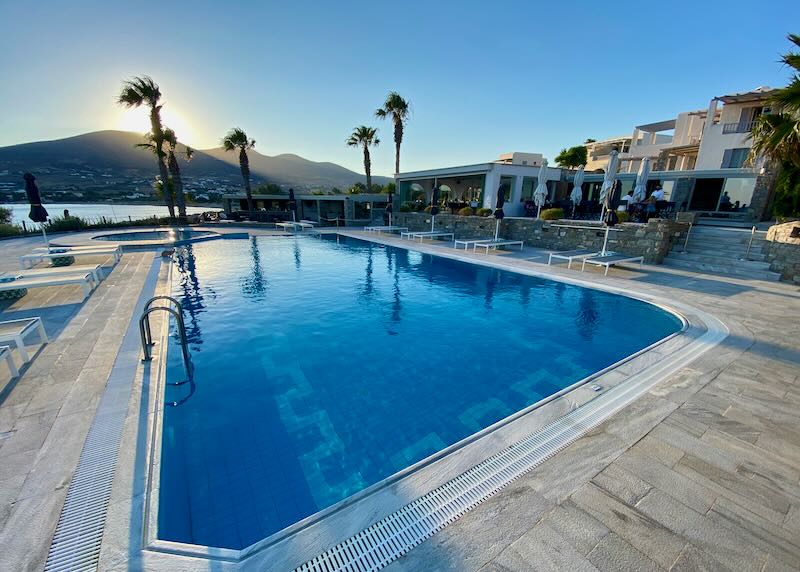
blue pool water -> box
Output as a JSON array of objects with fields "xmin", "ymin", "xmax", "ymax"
[
  {"xmin": 93, "ymin": 229, "xmax": 215, "ymax": 242},
  {"xmin": 158, "ymin": 235, "xmax": 681, "ymax": 549}
]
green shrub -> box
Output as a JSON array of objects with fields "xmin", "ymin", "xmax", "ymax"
[
  {"xmin": 540, "ymin": 208, "xmax": 564, "ymax": 220},
  {"xmin": 423, "ymin": 205, "xmax": 433, "ymax": 213},
  {"xmin": 458, "ymin": 206, "xmax": 474, "ymax": 216},
  {"xmin": 0, "ymin": 206, "xmax": 12, "ymax": 224},
  {"xmin": 616, "ymin": 210, "xmax": 631, "ymax": 222},
  {"xmin": 45, "ymin": 216, "xmax": 89, "ymax": 232},
  {"xmin": 476, "ymin": 207, "xmax": 493, "ymax": 217},
  {"xmin": 399, "ymin": 202, "xmax": 413, "ymax": 213},
  {"xmin": 0, "ymin": 223, "xmax": 22, "ymax": 237}
]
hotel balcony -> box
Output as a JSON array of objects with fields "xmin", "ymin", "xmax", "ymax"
[{"xmin": 721, "ymin": 120, "xmax": 756, "ymax": 134}]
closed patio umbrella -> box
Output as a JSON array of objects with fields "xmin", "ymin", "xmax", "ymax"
[
  {"xmin": 533, "ymin": 159, "xmax": 549, "ymax": 218},
  {"xmin": 288, "ymin": 188, "xmax": 297, "ymax": 222},
  {"xmin": 598, "ymin": 150, "xmax": 619, "ymax": 219},
  {"xmin": 385, "ymin": 191, "xmax": 393, "ymax": 226},
  {"xmin": 600, "ymin": 179, "xmax": 621, "ymax": 255},
  {"xmin": 631, "ymin": 157, "xmax": 650, "ymax": 203},
  {"xmin": 493, "ymin": 184, "xmax": 506, "ymax": 240},
  {"xmin": 430, "ymin": 185, "xmax": 440, "ymax": 231},
  {"xmin": 570, "ymin": 166, "xmax": 585, "ymax": 217},
  {"xmin": 24, "ymin": 173, "xmax": 50, "ymax": 250}
]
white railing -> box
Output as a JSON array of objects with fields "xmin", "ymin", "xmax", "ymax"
[{"xmin": 722, "ymin": 121, "xmax": 755, "ymax": 134}]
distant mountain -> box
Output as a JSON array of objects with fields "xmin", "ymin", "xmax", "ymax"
[{"xmin": 0, "ymin": 130, "xmax": 391, "ymax": 190}]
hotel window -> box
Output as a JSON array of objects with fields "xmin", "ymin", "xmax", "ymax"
[{"xmin": 721, "ymin": 148, "xmax": 750, "ymax": 169}]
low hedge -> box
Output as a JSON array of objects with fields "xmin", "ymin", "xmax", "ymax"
[
  {"xmin": 476, "ymin": 208, "xmax": 493, "ymax": 217},
  {"xmin": 540, "ymin": 208, "xmax": 564, "ymax": 220},
  {"xmin": 457, "ymin": 206, "xmax": 474, "ymax": 216}
]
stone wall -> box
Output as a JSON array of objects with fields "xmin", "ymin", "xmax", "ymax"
[
  {"xmin": 764, "ymin": 220, "xmax": 800, "ymax": 284},
  {"xmin": 393, "ymin": 213, "xmax": 688, "ymax": 263},
  {"xmin": 749, "ymin": 169, "xmax": 778, "ymax": 221}
]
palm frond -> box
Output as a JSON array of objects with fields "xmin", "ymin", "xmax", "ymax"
[
  {"xmin": 117, "ymin": 75, "xmax": 161, "ymax": 107},
  {"xmin": 221, "ymin": 127, "xmax": 255, "ymax": 151}
]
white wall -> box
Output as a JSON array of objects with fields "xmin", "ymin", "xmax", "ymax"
[{"xmin": 696, "ymin": 101, "xmax": 755, "ymax": 170}]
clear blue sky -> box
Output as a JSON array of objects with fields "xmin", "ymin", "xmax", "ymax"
[{"xmin": 1, "ymin": 0, "xmax": 798, "ymax": 176}]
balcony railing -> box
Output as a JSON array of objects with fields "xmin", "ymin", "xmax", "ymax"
[{"xmin": 722, "ymin": 121, "xmax": 756, "ymax": 134}]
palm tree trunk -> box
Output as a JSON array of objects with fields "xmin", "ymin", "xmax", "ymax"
[
  {"xmin": 239, "ymin": 147, "xmax": 254, "ymax": 211},
  {"xmin": 394, "ymin": 120, "xmax": 403, "ymax": 175},
  {"xmin": 363, "ymin": 145, "xmax": 372, "ymax": 193},
  {"xmin": 149, "ymin": 108, "xmax": 175, "ymax": 219},
  {"xmin": 168, "ymin": 152, "xmax": 187, "ymax": 221}
]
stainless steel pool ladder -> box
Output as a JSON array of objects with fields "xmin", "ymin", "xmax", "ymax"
[{"xmin": 139, "ymin": 295, "xmax": 193, "ymax": 383}]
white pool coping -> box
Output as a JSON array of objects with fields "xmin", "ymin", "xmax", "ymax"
[{"xmin": 129, "ymin": 233, "xmax": 729, "ymax": 569}]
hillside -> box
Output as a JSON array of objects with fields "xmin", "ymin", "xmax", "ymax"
[{"xmin": 0, "ymin": 130, "xmax": 391, "ymax": 191}]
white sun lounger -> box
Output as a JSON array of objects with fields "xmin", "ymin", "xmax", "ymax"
[
  {"xmin": 581, "ymin": 253, "xmax": 644, "ymax": 276},
  {"xmin": 0, "ymin": 273, "xmax": 96, "ymax": 300},
  {"xmin": 1, "ymin": 346, "xmax": 19, "ymax": 379},
  {"xmin": 275, "ymin": 221, "xmax": 315, "ymax": 231},
  {"xmin": 365, "ymin": 226, "xmax": 408, "ymax": 234},
  {"xmin": 1, "ymin": 264, "xmax": 104, "ymax": 284},
  {"xmin": 20, "ymin": 248, "xmax": 121, "ymax": 269},
  {"xmin": 454, "ymin": 238, "xmax": 493, "ymax": 250},
  {"xmin": 548, "ymin": 249, "xmax": 600, "ymax": 269},
  {"xmin": 400, "ymin": 231, "xmax": 455, "ymax": 242},
  {"xmin": 33, "ymin": 244, "xmax": 120, "ymax": 252},
  {"xmin": 473, "ymin": 239, "xmax": 524, "ymax": 253},
  {"xmin": 0, "ymin": 317, "xmax": 49, "ymax": 364},
  {"xmin": 299, "ymin": 219, "xmax": 319, "ymax": 226}
]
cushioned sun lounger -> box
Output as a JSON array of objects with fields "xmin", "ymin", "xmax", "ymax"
[
  {"xmin": 547, "ymin": 249, "xmax": 600, "ymax": 269},
  {"xmin": 473, "ymin": 239, "xmax": 524, "ymax": 253},
  {"xmin": 20, "ymin": 248, "xmax": 121, "ymax": 269},
  {"xmin": 581, "ymin": 253, "xmax": 644, "ymax": 276},
  {"xmin": 1, "ymin": 264, "xmax": 104, "ymax": 284},
  {"xmin": 0, "ymin": 317, "xmax": 49, "ymax": 364},
  {"xmin": 0, "ymin": 273, "xmax": 96, "ymax": 301},
  {"xmin": 1, "ymin": 346, "xmax": 19, "ymax": 379}
]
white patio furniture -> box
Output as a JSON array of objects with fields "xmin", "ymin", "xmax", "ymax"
[
  {"xmin": 581, "ymin": 253, "xmax": 645, "ymax": 276},
  {"xmin": 473, "ymin": 239, "xmax": 524, "ymax": 253},
  {"xmin": 20, "ymin": 248, "xmax": 121, "ymax": 269},
  {"xmin": 1, "ymin": 264, "xmax": 104, "ymax": 285},
  {"xmin": 0, "ymin": 273, "xmax": 97, "ymax": 300},
  {"xmin": 364, "ymin": 226, "xmax": 408, "ymax": 234},
  {"xmin": 0, "ymin": 346, "xmax": 19, "ymax": 379},
  {"xmin": 400, "ymin": 231, "xmax": 455, "ymax": 242},
  {"xmin": 0, "ymin": 317, "xmax": 49, "ymax": 364},
  {"xmin": 454, "ymin": 238, "xmax": 493, "ymax": 250},
  {"xmin": 547, "ymin": 249, "xmax": 601, "ymax": 269}
]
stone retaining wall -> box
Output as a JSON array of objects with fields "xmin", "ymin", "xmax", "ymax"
[
  {"xmin": 393, "ymin": 213, "xmax": 687, "ymax": 263},
  {"xmin": 764, "ymin": 220, "xmax": 800, "ymax": 284}
]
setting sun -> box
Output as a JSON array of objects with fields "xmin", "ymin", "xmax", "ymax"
[{"xmin": 116, "ymin": 106, "xmax": 195, "ymax": 146}]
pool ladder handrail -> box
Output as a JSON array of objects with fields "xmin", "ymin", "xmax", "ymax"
[{"xmin": 139, "ymin": 295, "xmax": 193, "ymax": 382}]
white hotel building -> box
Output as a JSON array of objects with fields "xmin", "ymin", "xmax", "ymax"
[{"xmin": 396, "ymin": 87, "xmax": 777, "ymax": 223}]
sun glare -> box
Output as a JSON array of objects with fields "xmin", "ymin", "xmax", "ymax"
[{"xmin": 117, "ymin": 106, "xmax": 195, "ymax": 146}]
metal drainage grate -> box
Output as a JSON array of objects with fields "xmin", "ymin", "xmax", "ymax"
[
  {"xmin": 44, "ymin": 412, "xmax": 125, "ymax": 571},
  {"xmin": 294, "ymin": 328, "xmax": 720, "ymax": 572}
]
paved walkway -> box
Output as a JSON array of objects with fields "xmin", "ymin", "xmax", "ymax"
[{"xmin": 0, "ymin": 235, "xmax": 155, "ymax": 571}]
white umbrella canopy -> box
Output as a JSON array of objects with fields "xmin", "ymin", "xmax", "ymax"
[
  {"xmin": 631, "ymin": 157, "xmax": 650, "ymax": 202},
  {"xmin": 533, "ymin": 159, "xmax": 549, "ymax": 217},
  {"xmin": 598, "ymin": 150, "xmax": 619, "ymax": 204},
  {"xmin": 570, "ymin": 166, "xmax": 585, "ymax": 206}
]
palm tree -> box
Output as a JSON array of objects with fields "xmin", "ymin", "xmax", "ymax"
[
  {"xmin": 117, "ymin": 76, "xmax": 175, "ymax": 219},
  {"xmin": 163, "ymin": 128, "xmax": 193, "ymax": 221},
  {"xmin": 222, "ymin": 128, "xmax": 256, "ymax": 212},
  {"xmin": 346, "ymin": 126, "xmax": 380, "ymax": 193},
  {"xmin": 375, "ymin": 92, "xmax": 410, "ymax": 175},
  {"xmin": 749, "ymin": 34, "xmax": 800, "ymax": 215}
]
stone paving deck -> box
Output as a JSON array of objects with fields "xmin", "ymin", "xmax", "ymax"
[{"xmin": 0, "ymin": 227, "xmax": 798, "ymax": 571}]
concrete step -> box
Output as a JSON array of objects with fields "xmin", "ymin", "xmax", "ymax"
[
  {"xmin": 668, "ymin": 251, "xmax": 768, "ymax": 265},
  {"xmin": 674, "ymin": 244, "xmax": 765, "ymax": 258},
  {"xmin": 681, "ymin": 237, "xmax": 765, "ymax": 251},
  {"xmin": 662, "ymin": 258, "xmax": 781, "ymax": 281}
]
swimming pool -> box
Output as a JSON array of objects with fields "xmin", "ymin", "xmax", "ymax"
[
  {"xmin": 157, "ymin": 235, "xmax": 681, "ymax": 550},
  {"xmin": 93, "ymin": 228, "xmax": 217, "ymax": 242}
]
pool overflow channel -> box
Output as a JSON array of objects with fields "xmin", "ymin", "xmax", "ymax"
[{"xmin": 139, "ymin": 295, "xmax": 194, "ymax": 406}]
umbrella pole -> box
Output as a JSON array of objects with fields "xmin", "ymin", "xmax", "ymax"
[
  {"xmin": 494, "ymin": 219, "xmax": 500, "ymax": 240},
  {"xmin": 537, "ymin": 205, "xmax": 542, "ymax": 218},
  {"xmin": 601, "ymin": 226, "xmax": 610, "ymax": 256},
  {"xmin": 431, "ymin": 216, "xmax": 435, "ymax": 232},
  {"xmin": 41, "ymin": 225, "xmax": 50, "ymax": 252}
]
